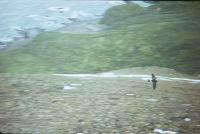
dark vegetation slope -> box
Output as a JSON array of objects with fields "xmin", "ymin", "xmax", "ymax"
[{"xmin": 0, "ymin": 2, "xmax": 200, "ymax": 74}]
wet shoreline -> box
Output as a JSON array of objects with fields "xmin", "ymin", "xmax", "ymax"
[
  {"xmin": 0, "ymin": 1, "xmax": 153, "ymax": 51},
  {"xmin": 0, "ymin": 18, "xmax": 106, "ymax": 52}
]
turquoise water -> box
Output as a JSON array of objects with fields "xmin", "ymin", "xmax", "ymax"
[{"xmin": 0, "ymin": 0, "xmax": 113, "ymax": 43}]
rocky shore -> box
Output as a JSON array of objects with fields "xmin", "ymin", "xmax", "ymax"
[
  {"xmin": 0, "ymin": 1, "xmax": 154, "ymax": 50},
  {"xmin": 0, "ymin": 0, "xmax": 114, "ymax": 50},
  {"xmin": 0, "ymin": 19, "xmax": 106, "ymax": 52}
]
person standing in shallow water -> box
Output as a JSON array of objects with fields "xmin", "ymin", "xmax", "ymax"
[{"xmin": 148, "ymin": 74, "xmax": 158, "ymax": 90}]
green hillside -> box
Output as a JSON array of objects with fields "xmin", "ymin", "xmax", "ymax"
[{"xmin": 0, "ymin": 2, "xmax": 200, "ymax": 74}]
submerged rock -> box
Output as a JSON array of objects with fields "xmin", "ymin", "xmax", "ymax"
[{"xmin": 0, "ymin": 44, "xmax": 7, "ymax": 49}]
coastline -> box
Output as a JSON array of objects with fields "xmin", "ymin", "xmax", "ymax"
[
  {"xmin": 56, "ymin": 19, "xmax": 107, "ymax": 34},
  {"xmin": 0, "ymin": 18, "xmax": 107, "ymax": 52},
  {"xmin": 0, "ymin": 1, "xmax": 154, "ymax": 51}
]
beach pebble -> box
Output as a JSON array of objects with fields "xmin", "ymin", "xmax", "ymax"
[
  {"xmin": 146, "ymin": 98, "xmax": 158, "ymax": 102},
  {"xmin": 70, "ymin": 83, "xmax": 82, "ymax": 86},
  {"xmin": 126, "ymin": 93, "xmax": 135, "ymax": 96},
  {"xmin": 153, "ymin": 128, "xmax": 177, "ymax": 134},
  {"xmin": 63, "ymin": 85, "xmax": 76, "ymax": 90},
  {"xmin": 181, "ymin": 104, "xmax": 191, "ymax": 106},
  {"xmin": 63, "ymin": 83, "xmax": 82, "ymax": 90},
  {"xmin": 184, "ymin": 118, "xmax": 191, "ymax": 122}
]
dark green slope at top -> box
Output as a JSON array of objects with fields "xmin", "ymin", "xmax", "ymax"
[{"xmin": 0, "ymin": 2, "xmax": 200, "ymax": 74}]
